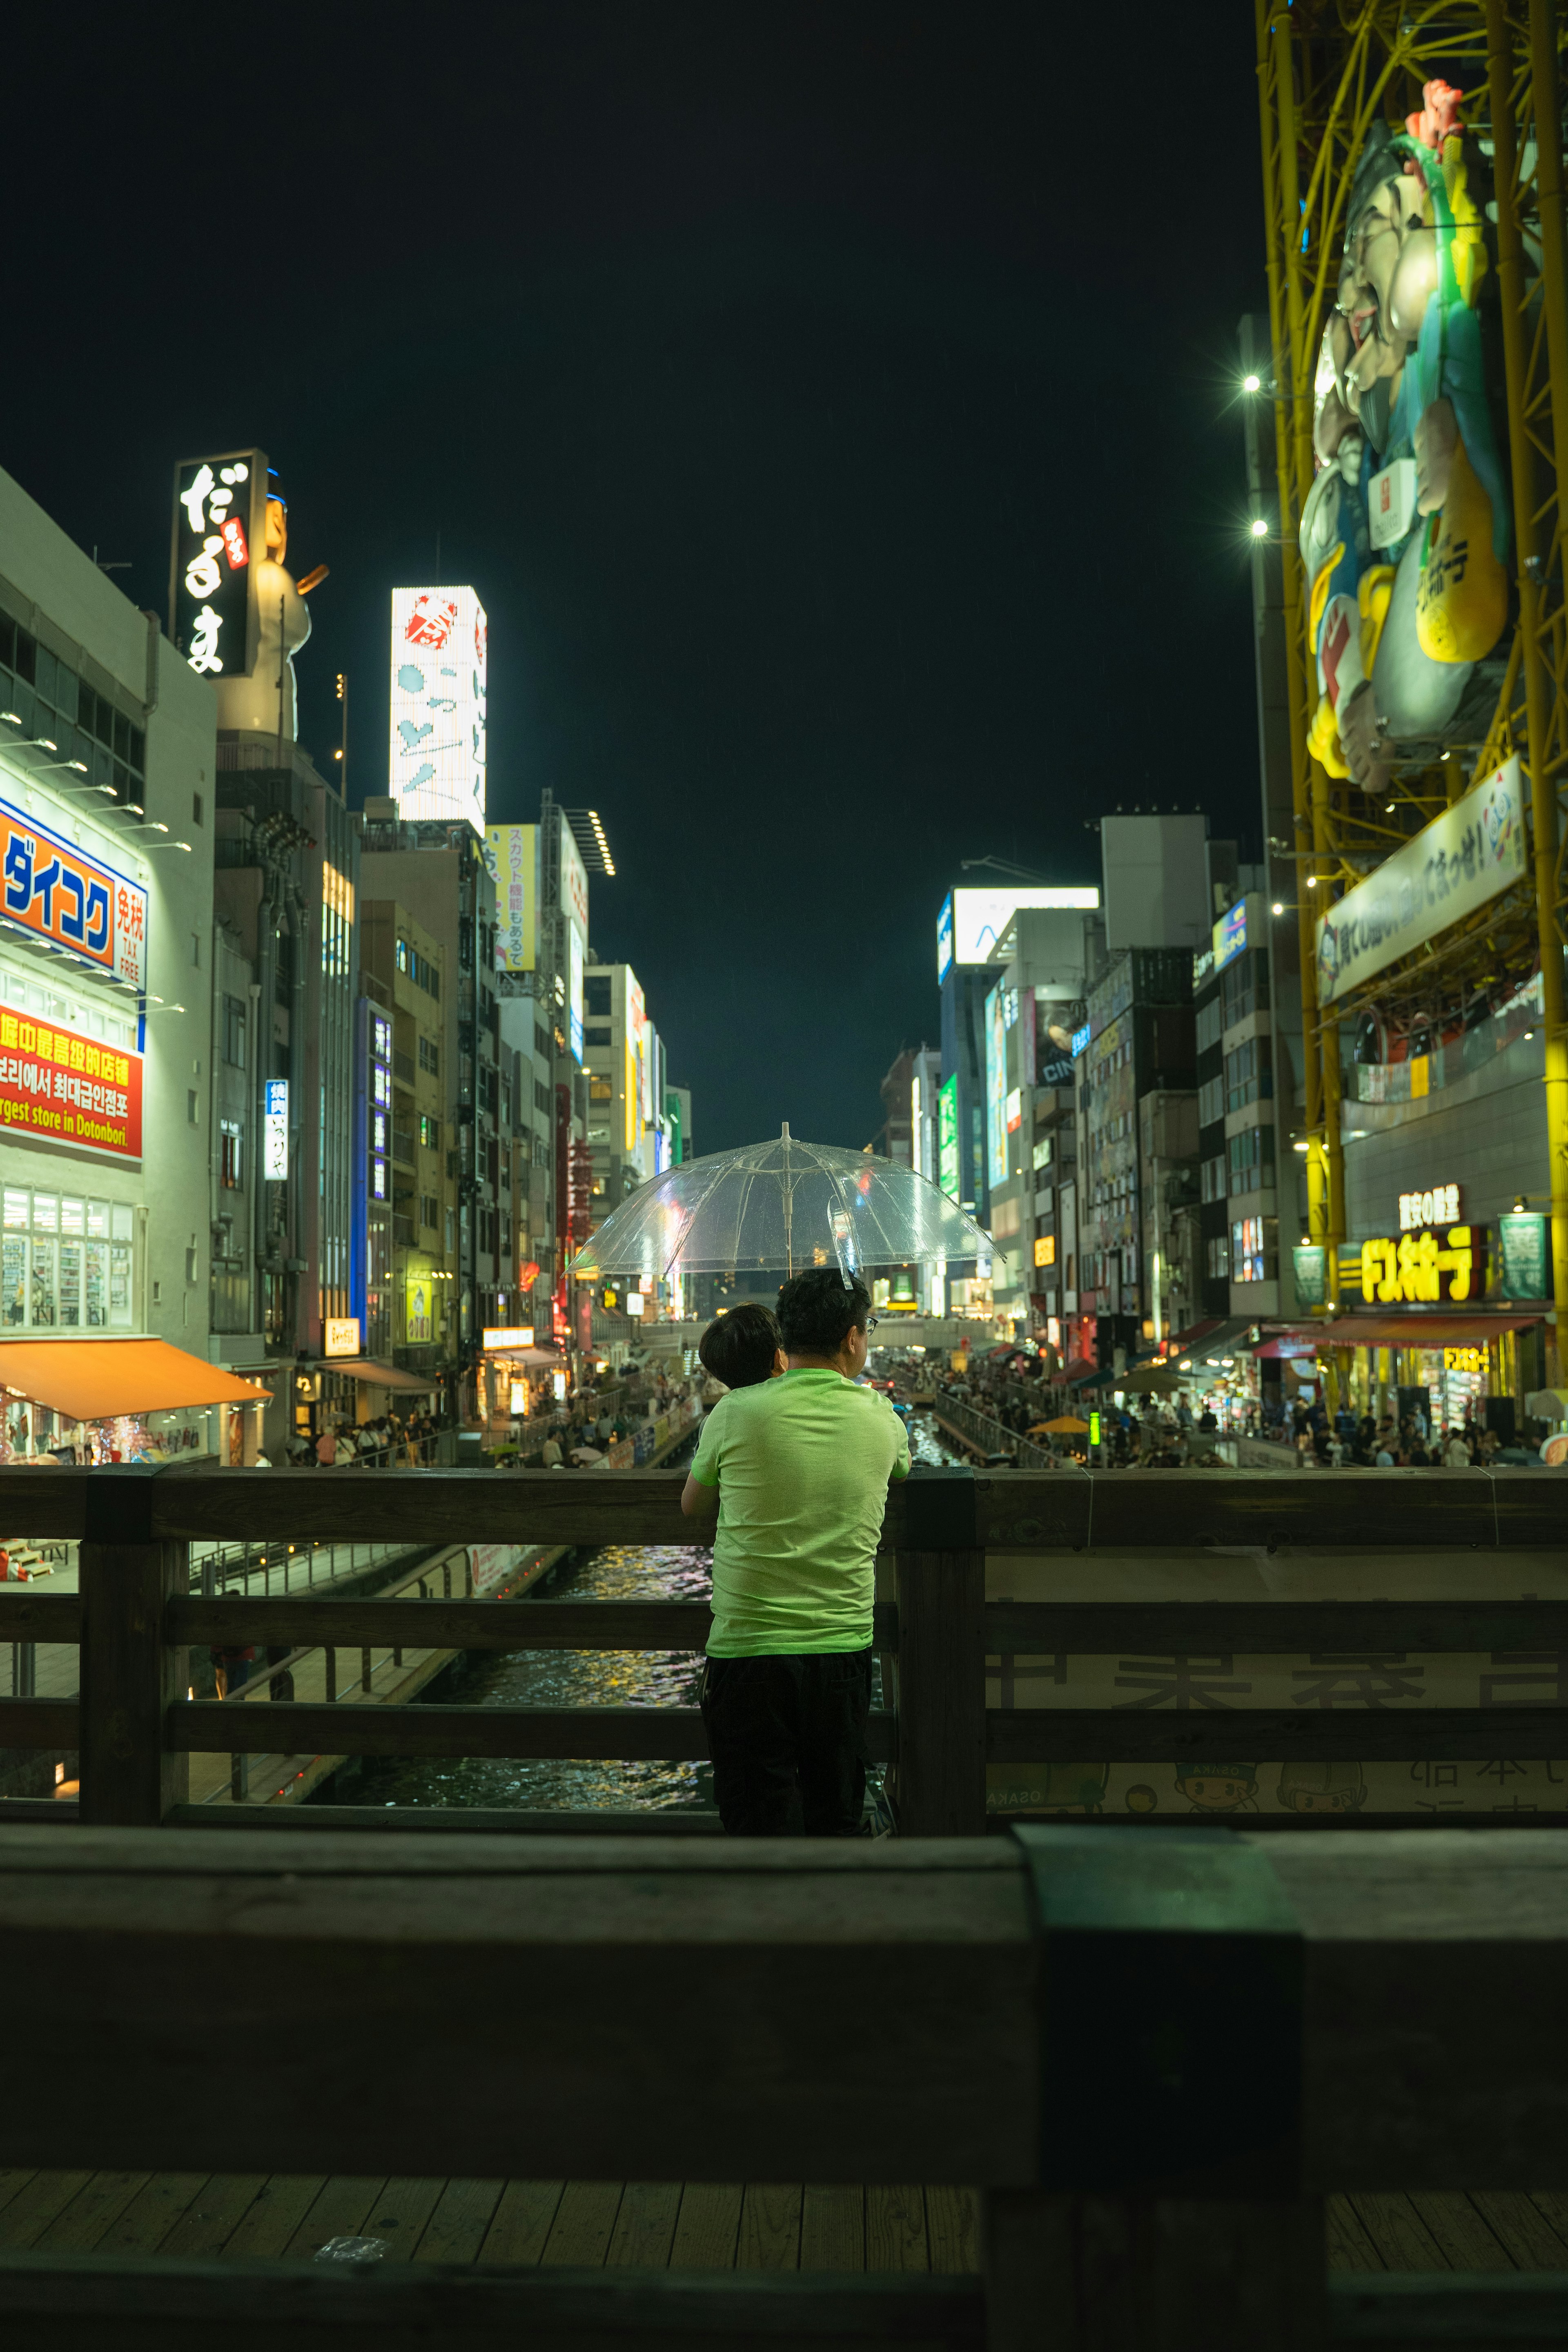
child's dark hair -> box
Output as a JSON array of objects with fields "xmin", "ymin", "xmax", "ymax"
[{"xmin": 699, "ymin": 1302, "xmax": 782, "ymax": 1390}]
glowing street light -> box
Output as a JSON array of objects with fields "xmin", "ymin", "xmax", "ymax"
[
  {"xmin": 1242, "ymin": 373, "xmax": 1262, "ymax": 393},
  {"xmin": 1250, "ymin": 517, "xmax": 1270, "ymax": 540}
]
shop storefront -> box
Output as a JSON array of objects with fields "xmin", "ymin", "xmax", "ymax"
[{"xmin": 0, "ymin": 1336, "xmax": 267, "ymax": 1464}]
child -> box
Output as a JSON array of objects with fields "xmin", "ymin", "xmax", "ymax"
[{"xmin": 697, "ymin": 1301, "xmax": 787, "ymax": 1392}]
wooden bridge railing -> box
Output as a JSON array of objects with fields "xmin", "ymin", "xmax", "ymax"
[
  {"xmin": 0, "ymin": 1463, "xmax": 1566, "ymax": 1833},
  {"xmin": 0, "ymin": 1822, "xmax": 1566, "ymax": 2346}
]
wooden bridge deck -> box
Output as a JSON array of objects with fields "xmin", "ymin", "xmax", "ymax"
[{"xmin": 3, "ymin": 2169, "xmax": 1566, "ymax": 2278}]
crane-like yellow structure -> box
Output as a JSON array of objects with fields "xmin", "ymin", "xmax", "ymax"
[{"xmin": 1256, "ymin": 0, "xmax": 1568, "ymax": 1370}]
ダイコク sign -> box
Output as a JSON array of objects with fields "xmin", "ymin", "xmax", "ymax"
[{"xmin": 0, "ymin": 800, "xmax": 146, "ymax": 991}]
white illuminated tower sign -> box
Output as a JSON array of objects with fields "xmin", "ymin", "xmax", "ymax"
[{"xmin": 388, "ymin": 587, "xmax": 488, "ymax": 831}]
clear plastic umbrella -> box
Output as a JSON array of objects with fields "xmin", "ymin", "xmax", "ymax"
[{"xmin": 567, "ymin": 1124, "xmax": 1004, "ymax": 1284}]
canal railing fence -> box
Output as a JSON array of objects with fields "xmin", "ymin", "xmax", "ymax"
[
  {"xmin": 0, "ymin": 1463, "xmax": 1566, "ymax": 1835},
  {"xmin": 1, "ymin": 1821, "xmax": 1567, "ymax": 2346}
]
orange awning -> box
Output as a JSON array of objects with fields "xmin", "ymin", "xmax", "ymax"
[
  {"xmin": 0, "ymin": 1340, "xmax": 271, "ymax": 1422},
  {"xmin": 326, "ymin": 1357, "xmax": 437, "ymax": 1392}
]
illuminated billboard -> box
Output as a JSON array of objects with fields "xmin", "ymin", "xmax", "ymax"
[
  {"xmin": 625, "ymin": 969, "xmax": 646, "ymax": 1157},
  {"xmin": 560, "ymin": 814, "xmax": 588, "ymax": 1063},
  {"xmin": 388, "ymin": 587, "xmax": 488, "ymax": 831},
  {"xmin": 936, "ymin": 893, "xmax": 954, "ymax": 982},
  {"xmin": 985, "ymin": 981, "xmax": 1008, "ymax": 1189},
  {"xmin": 0, "ymin": 797, "xmax": 147, "ymax": 991},
  {"xmin": 951, "ymin": 888, "xmax": 1098, "ymax": 967},
  {"xmin": 485, "ymin": 824, "xmax": 537, "ymax": 972},
  {"xmin": 171, "ymin": 448, "xmax": 265, "ymax": 680},
  {"xmin": 937, "ymin": 1076, "xmax": 959, "ymax": 1199}
]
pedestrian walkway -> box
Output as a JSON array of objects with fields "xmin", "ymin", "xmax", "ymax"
[{"xmin": 0, "ymin": 2169, "xmax": 1564, "ymax": 2278}]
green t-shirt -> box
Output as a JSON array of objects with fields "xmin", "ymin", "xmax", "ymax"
[{"xmin": 690, "ymin": 1370, "xmax": 911, "ymax": 1655}]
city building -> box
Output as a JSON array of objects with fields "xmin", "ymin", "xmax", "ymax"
[
  {"xmin": 358, "ymin": 900, "xmax": 459, "ymax": 1391},
  {"xmin": 0, "ymin": 463, "xmax": 257, "ymax": 1461}
]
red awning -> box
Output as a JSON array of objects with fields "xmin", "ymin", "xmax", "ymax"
[
  {"xmin": 1166, "ymin": 1317, "xmax": 1223, "ymax": 1354},
  {"xmin": 1317, "ymin": 1313, "xmax": 1542, "ymax": 1347}
]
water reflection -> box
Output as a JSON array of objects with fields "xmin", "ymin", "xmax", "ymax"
[{"xmin": 342, "ymin": 1411, "xmax": 964, "ymax": 1815}]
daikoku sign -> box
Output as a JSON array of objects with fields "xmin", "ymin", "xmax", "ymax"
[{"xmin": 0, "ymin": 798, "xmax": 147, "ymax": 991}]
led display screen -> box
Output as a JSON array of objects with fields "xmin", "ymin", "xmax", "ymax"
[{"xmin": 388, "ymin": 586, "xmax": 488, "ymax": 831}]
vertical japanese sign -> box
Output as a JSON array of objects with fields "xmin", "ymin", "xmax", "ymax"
[
  {"xmin": 0, "ymin": 800, "xmax": 146, "ymax": 991},
  {"xmin": 264, "ymin": 1080, "xmax": 289, "ymax": 1180},
  {"xmin": 171, "ymin": 448, "xmax": 265, "ymax": 679},
  {"xmin": 484, "ymin": 824, "xmax": 536, "ymax": 971},
  {"xmin": 367, "ymin": 1012, "xmax": 391, "ymax": 1202},
  {"xmin": 388, "ymin": 587, "xmax": 488, "ymax": 831},
  {"xmin": 624, "ymin": 971, "xmax": 646, "ymax": 1155},
  {"xmin": 560, "ymin": 813, "xmax": 589, "ymax": 1065},
  {"xmin": 985, "ymin": 980, "xmax": 1008, "ymax": 1188}
]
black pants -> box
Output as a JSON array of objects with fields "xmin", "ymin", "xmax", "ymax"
[{"xmin": 699, "ymin": 1649, "xmax": 872, "ymax": 1836}]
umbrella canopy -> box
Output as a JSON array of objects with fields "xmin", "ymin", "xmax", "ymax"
[
  {"xmin": 1038, "ymin": 1414, "xmax": 1089, "ymax": 1434},
  {"xmin": 1118, "ymin": 1366, "xmax": 1182, "ymax": 1395},
  {"xmin": 568, "ymin": 1125, "xmax": 1002, "ymax": 1282}
]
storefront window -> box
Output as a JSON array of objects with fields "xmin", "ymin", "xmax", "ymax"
[{"xmin": 0, "ymin": 1187, "xmax": 134, "ymax": 1328}]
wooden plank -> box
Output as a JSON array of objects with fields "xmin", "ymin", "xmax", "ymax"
[
  {"xmin": 605, "ymin": 2182, "xmax": 681, "ymax": 2268},
  {"xmin": 896, "ymin": 1552, "xmax": 986, "ymax": 1836},
  {"xmin": 162, "ymin": 1800, "xmax": 725, "ymax": 1835},
  {"xmin": 866, "ymin": 2184, "xmax": 928, "ymax": 2270},
  {"xmin": 156, "ymin": 2176, "xmax": 269, "ymax": 2257},
  {"xmin": 1469, "ymin": 2189, "xmax": 1568, "ymax": 2267},
  {"xmin": 1404, "ymin": 2191, "xmax": 1516, "ymax": 2269},
  {"xmin": 149, "ymin": 1467, "xmax": 697, "ymax": 1548},
  {"xmin": 281, "ymin": 2174, "xmax": 385, "ymax": 2258},
  {"xmin": 0, "ymin": 2173, "xmax": 36, "ymax": 2220},
  {"xmin": 91, "ymin": 2174, "xmax": 209, "ymax": 2256},
  {"xmin": 987, "ymin": 1707, "xmax": 1568, "ymax": 1763},
  {"xmin": 353, "ymin": 2177, "xmax": 446, "ymax": 2262},
  {"xmin": 218, "ymin": 2174, "xmax": 325, "ymax": 2258},
  {"xmin": 1328, "ymin": 2272, "xmax": 1568, "ymax": 2336},
  {"xmin": 0, "ymin": 1468, "xmax": 91, "ymax": 1536},
  {"xmin": 1529, "ymin": 2193, "xmax": 1568, "ymax": 2253},
  {"xmin": 1343, "ymin": 2192, "xmax": 1447, "ymax": 2270},
  {"xmin": 168, "ymin": 1697, "xmax": 898, "ymax": 1762},
  {"xmin": 0, "ymin": 2249, "xmax": 989, "ymax": 2341},
  {"xmin": 984, "ymin": 1598, "xmax": 1568, "ymax": 1655},
  {"xmin": 670, "ymin": 2183, "xmax": 743, "ymax": 2268},
  {"xmin": 33, "ymin": 2172, "xmax": 151, "ymax": 2251},
  {"xmin": 1325, "ymin": 2195, "xmax": 1383, "ymax": 2272},
  {"xmin": 0, "ymin": 1698, "xmax": 76, "ymax": 1748},
  {"xmin": 411, "ymin": 2177, "xmax": 505, "ymax": 2263},
  {"xmin": 801, "ymin": 2184, "xmax": 864, "ymax": 2270},
  {"xmin": 737, "ymin": 2182, "xmax": 802, "ymax": 2270},
  {"xmin": 539, "ymin": 2180, "xmax": 623, "ymax": 2266},
  {"xmin": 924, "ymin": 2185, "xmax": 979, "ymax": 2274},
  {"xmin": 170, "ymin": 1595, "xmax": 899, "ymax": 1651},
  {"xmin": 0, "ymin": 1594, "xmax": 79, "ymax": 1643},
  {"xmin": 0, "ymin": 2173, "xmax": 94, "ymax": 2248},
  {"xmin": 77, "ymin": 1531, "xmax": 187, "ymax": 1824},
  {"xmin": 476, "ymin": 2179, "xmax": 564, "ymax": 2265}
]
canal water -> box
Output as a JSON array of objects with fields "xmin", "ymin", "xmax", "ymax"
[{"xmin": 340, "ymin": 1414, "xmax": 961, "ymax": 1816}]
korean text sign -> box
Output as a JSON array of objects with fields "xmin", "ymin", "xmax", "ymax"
[
  {"xmin": 0, "ymin": 800, "xmax": 146, "ymax": 991},
  {"xmin": 0, "ymin": 1010, "xmax": 141, "ymax": 1160},
  {"xmin": 1315, "ymin": 756, "xmax": 1527, "ymax": 1007}
]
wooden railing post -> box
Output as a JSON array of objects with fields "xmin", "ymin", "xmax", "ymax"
[
  {"xmin": 984, "ymin": 1828, "xmax": 1325, "ymax": 2351},
  {"xmin": 893, "ymin": 1465, "xmax": 986, "ymax": 1835},
  {"xmin": 78, "ymin": 1469, "xmax": 188, "ymax": 1826}
]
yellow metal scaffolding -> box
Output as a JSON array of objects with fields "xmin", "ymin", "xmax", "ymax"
[{"xmin": 1255, "ymin": 0, "xmax": 1568, "ymax": 1367}]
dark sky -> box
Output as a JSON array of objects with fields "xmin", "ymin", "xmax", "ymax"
[{"xmin": 6, "ymin": 4, "xmax": 1267, "ymax": 1154}]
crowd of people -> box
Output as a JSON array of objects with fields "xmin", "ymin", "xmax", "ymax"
[
  {"xmin": 1289, "ymin": 1399, "xmax": 1504, "ymax": 1468},
  {"xmin": 291, "ymin": 1406, "xmax": 441, "ymax": 1468}
]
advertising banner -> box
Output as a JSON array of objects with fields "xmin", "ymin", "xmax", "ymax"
[
  {"xmin": 938, "ymin": 1075, "xmax": 959, "ymax": 1200},
  {"xmin": 1497, "ymin": 1211, "xmax": 1548, "ymax": 1298},
  {"xmin": 407, "ymin": 1274, "xmax": 432, "ymax": 1343},
  {"xmin": 985, "ymin": 981, "xmax": 1008, "ymax": 1189},
  {"xmin": 0, "ymin": 800, "xmax": 147, "ymax": 991},
  {"xmin": 171, "ymin": 448, "xmax": 265, "ymax": 681},
  {"xmin": 950, "ymin": 887, "xmax": 1098, "ymax": 967},
  {"xmin": 470, "ymin": 1542, "xmax": 528, "ymax": 1595},
  {"xmin": 264, "ymin": 1079, "xmax": 288, "ymax": 1179},
  {"xmin": 1315, "ymin": 757, "xmax": 1527, "ymax": 1006},
  {"xmin": 388, "ymin": 586, "xmax": 488, "ymax": 831},
  {"xmin": 936, "ymin": 892, "xmax": 954, "ymax": 982},
  {"xmin": 0, "ymin": 1012, "xmax": 141, "ymax": 1160},
  {"xmin": 485, "ymin": 824, "xmax": 536, "ymax": 971}
]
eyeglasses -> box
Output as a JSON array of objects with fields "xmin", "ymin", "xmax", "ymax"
[{"xmin": 864, "ymin": 1315, "xmax": 880, "ymax": 1333}]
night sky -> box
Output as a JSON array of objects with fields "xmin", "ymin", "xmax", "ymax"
[{"xmin": 7, "ymin": 5, "xmax": 1266, "ymax": 1153}]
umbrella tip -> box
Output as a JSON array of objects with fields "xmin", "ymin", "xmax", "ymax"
[{"xmin": 781, "ymin": 1121, "xmax": 791, "ymax": 1139}]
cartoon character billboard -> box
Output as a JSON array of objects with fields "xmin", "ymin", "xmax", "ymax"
[{"xmin": 1301, "ymin": 81, "xmax": 1509, "ymax": 789}]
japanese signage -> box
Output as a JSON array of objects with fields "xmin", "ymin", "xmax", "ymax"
[
  {"xmin": 1497, "ymin": 1211, "xmax": 1547, "ymax": 1299},
  {"xmin": 483, "ymin": 1327, "xmax": 535, "ymax": 1350},
  {"xmin": 560, "ymin": 814, "xmax": 589, "ymax": 1063},
  {"xmin": 0, "ymin": 799, "xmax": 146, "ymax": 991},
  {"xmin": 624, "ymin": 970, "xmax": 646, "ymax": 1155},
  {"xmin": 323, "ymin": 1316, "xmax": 360, "ymax": 1358},
  {"xmin": 1399, "ymin": 1183, "xmax": 1461, "ymax": 1232},
  {"xmin": 1316, "ymin": 757, "xmax": 1526, "ymax": 1006},
  {"xmin": 936, "ymin": 892, "xmax": 954, "ymax": 982},
  {"xmin": 171, "ymin": 448, "xmax": 265, "ymax": 679},
  {"xmin": 1292, "ymin": 1244, "xmax": 1327, "ymax": 1306},
  {"xmin": 985, "ymin": 981, "xmax": 1008, "ymax": 1188},
  {"xmin": 1361, "ymin": 1225, "xmax": 1477, "ymax": 1304},
  {"xmin": 0, "ymin": 1012, "xmax": 142, "ymax": 1161},
  {"xmin": 484, "ymin": 824, "xmax": 536, "ymax": 972},
  {"xmin": 1033, "ymin": 1234, "xmax": 1056, "ymax": 1268},
  {"xmin": 1212, "ymin": 894, "xmax": 1251, "ymax": 972},
  {"xmin": 366, "ymin": 1010, "xmax": 390, "ymax": 1204},
  {"xmin": 388, "ymin": 586, "xmax": 488, "ymax": 831},
  {"xmin": 264, "ymin": 1079, "xmax": 288, "ymax": 1180},
  {"xmin": 406, "ymin": 1276, "xmax": 432, "ymax": 1344},
  {"xmin": 937, "ymin": 1074, "xmax": 959, "ymax": 1200}
]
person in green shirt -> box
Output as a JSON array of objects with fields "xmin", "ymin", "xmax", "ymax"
[{"xmin": 681, "ymin": 1268, "xmax": 909, "ymax": 1835}]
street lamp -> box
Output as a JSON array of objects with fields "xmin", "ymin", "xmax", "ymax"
[{"xmin": 1249, "ymin": 517, "xmax": 1270, "ymax": 540}]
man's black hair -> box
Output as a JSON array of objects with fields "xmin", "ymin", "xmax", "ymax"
[
  {"xmin": 777, "ymin": 1267, "xmax": 871, "ymax": 1358},
  {"xmin": 698, "ymin": 1302, "xmax": 781, "ymax": 1390}
]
